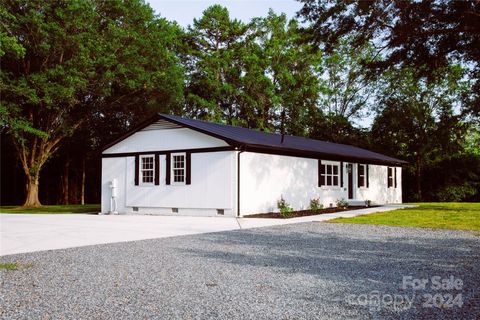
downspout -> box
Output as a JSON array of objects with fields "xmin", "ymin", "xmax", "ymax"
[{"xmin": 237, "ymin": 147, "xmax": 245, "ymax": 217}]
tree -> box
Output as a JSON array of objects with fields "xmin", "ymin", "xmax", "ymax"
[
  {"xmin": 371, "ymin": 65, "xmax": 470, "ymax": 200},
  {"xmin": 184, "ymin": 7, "xmax": 323, "ymax": 135},
  {"xmin": 317, "ymin": 36, "xmax": 378, "ymax": 121},
  {"xmin": 297, "ymin": 0, "xmax": 480, "ymax": 116},
  {"xmin": 183, "ymin": 5, "xmax": 247, "ymax": 123},
  {"xmin": 1, "ymin": 0, "xmax": 183, "ymax": 207},
  {"xmin": 250, "ymin": 11, "xmax": 322, "ymax": 135}
]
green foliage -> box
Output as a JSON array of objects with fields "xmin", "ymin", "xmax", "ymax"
[
  {"xmin": 371, "ymin": 65, "xmax": 472, "ymax": 201},
  {"xmin": 436, "ymin": 184, "xmax": 478, "ymax": 202},
  {"xmin": 422, "ymin": 154, "xmax": 480, "ymax": 202},
  {"xmin": 277, "ymin": 196, "xmax": 294, "ymax": 218},
  {"xmin": 2, "ymin": 0, "xmax": 184, "ymax": 205},
  {"xmin": 336, "ymin": 198, "xmax": 348, "ymax": 209},
  {"xmin": 309, "ymin": 198, "xmax": 323, "ymax": 212},
  {"xmin": 184, "ymin": 7, "xmax": 322, "ymax": 134},
  {"xmin": 317, "ymin": 36, "xmax": 378, "ymax": 121}
]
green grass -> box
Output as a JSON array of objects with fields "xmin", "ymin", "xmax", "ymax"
[
  {"xmin": 0, "ymin": 204, "xmax": 100, "ymax": 214},
  {"xmin": 329, "ymin": 202, "xmax": 480, "ymax": 231},
  {"xmin": 0, "ymin": 263, "xmax": 18, "ymax": 270}
]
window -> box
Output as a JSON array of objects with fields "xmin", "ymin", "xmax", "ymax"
[
  {"xmin": 171, "ymin": 153, "xmax": 186, "ymax": 185},
  {"xmin": 140, "ymin": 155, "xmax": 155, "ymax": 184},
  {"xmin": 358, "ymin": 164, "xmax": 366, "ymax": 188},
  {"xmin": 320, "ymin": 162, "xmax": 340, "ymax": 187},
  {"xmin": 388, "ymin": 167, "xmax": 394, "ymax": 188}
]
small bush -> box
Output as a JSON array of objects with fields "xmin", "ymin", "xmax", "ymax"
[
  {"xmin": 364, "ymin": 199, "xmax": 371, "ymax": 207},
  {"xmin": 277, "ymin": 196, "xmax": 294, "ymax": 218},
  {"xmin": 309, "ymin": 198, "xmax": 323, "ymax": 213},
  {"xmin": 336, "ymin": 198, "xmax": 349, "ymax": 209}
]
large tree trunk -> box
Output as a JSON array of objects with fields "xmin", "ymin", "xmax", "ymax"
[
  {"xmin": 81, "ymin": 157, "xmax": 86, "ymax": 205},
  {"xmin": 23, "ymin": 174, "xmax": 41, "ymax": 207},
  {"xmin": 15, "ymin": 132, "xmax": 67, "ymax": 208}
]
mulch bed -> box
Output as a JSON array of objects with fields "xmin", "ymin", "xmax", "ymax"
[{"xmin": 245, "ymin": 205, "xmax": 378, "ymax": 219}]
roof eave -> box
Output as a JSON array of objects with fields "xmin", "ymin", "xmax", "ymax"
[{"xmin": 243, "ymin": 144, "xmax": 407, "ymax": 166}]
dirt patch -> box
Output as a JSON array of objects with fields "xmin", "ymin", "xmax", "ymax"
[{"xmin": 245, "ymin": 206, "xmax": 378, "ymax": 219}]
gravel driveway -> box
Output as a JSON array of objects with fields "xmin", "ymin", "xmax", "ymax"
[{"xmin": 1, "ymin": 223, "xmax": 479, "ymax": 319}]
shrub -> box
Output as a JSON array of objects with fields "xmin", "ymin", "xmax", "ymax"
[
  {"xmin": 364, "ymin": 199, "xmax": 371, "ymax": 207},
  {"xmin": 309, "ymin": 198, "xmax": 323, "ymax": 213},
  {"xmin": 277, "ymin": 196, "xmax": 294, "ymax": 218},
  {"xmin": 336, "ymin": 198, "xmax": 348, "ymax": 209},
  {"xmin": 436, "ymin": 183, "xmax": 478, "ymax": 202}
]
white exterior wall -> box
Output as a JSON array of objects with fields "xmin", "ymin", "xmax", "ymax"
[
  {"xmin": 101, "ymin": 127, "xmax": 237, "ymax": 216},
  {"xmin": 355, "ymin": 164, "xmax": 402, "ymax": 205},
  {"xmin": 103, "ymin": 127, "xmax": 228, "ymax": 154},
  {"xmin": 239, "ymin": 152, "xmax": 402, "ymax": 215},
  {"xmin": 101, "ymin": 124, "xmax": 402, "ymax": 216}
]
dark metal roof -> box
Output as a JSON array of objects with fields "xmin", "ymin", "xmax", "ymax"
[{"xmin": 103, "ymin": 113, "xmax": 407, "ymax": 166}]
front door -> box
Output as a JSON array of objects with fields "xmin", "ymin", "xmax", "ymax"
[{"xmin": 347, "ymin": 163, "xmax": 354, "ymax": 199}]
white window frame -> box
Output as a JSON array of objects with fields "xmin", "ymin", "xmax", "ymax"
[
  {"xmin": 140, "ymin": 154, "xmax": 155, "ymax": 186},
  {"xmin": 320, "ymin": 161, "xmax": 340, "ymax": 188},
  {"xmin": 171, "ymin": 152, "xmax": 186, "ymax": 186},
  {"xmin": 358, "ymin": 164, "xmax": 367, "ymax": 188}
]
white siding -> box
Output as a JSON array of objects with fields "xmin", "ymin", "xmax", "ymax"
[
  {"xmin": 103, "ymin": 127, "xmax": 228, "ymax": 154},
  {"xmin": 356, "ymin": 165, "xmax": 402, "ymax": 204},
  {"xmin": 239, "ymin": 152, "xmax": 402, "ymax": 215},
  {"xmin": 101, "ymin": 151, "xmax": 237, "ymax": 216},
  {"xmin": 101, "ymin": 157, "xmax": 127, "ymax": 214}
]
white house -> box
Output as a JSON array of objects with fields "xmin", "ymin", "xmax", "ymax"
[{"xmin": 101, "ymin": 114, "xmax": 405, "ymax": 216}]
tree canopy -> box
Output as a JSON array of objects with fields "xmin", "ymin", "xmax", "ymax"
[
  {"xmin": 1, "ymin": 1, "xmax": 479, "ymax": 206},
  {"xmin": 1, "ymin": 0, "xmax": 183, "ymax": 206}
]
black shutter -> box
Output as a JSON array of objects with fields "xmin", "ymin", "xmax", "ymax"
[
  {"xmin": 154, "ymin": 153, "xmax": 160, "ymax": 185},
  {"xmin": 186, "ymin": 152, "xmax": 191, "ymax": 185},
  {"xmin": 165, "ymin": 152, "xmax": 171, "ymax": 185},
  {"xmin": 394, "ymin": 167, "xmax": 397, "ymax": 188},
  {"xmin": 387, "ymin": 167, "xmax": 390, "ymax": 187},
  {"xmin": 366, "ymin": 165, "xmax": 369, "ymax": 188},
  {"xmin": 357, "ymin": 164, "xmax": 361, "ymax": 188},
  {"xmin": 318, "ymin": 160, "xmax": 325, "ymax": 186},
  {"xmin": 134, "ymin": 155, "xmax": 139, "ymax": 185},
  {"xmin": 340, "ymin": 161, "xmax": 344, "ymax": 187}
]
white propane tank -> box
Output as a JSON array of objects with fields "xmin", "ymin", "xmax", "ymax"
[{"xmin": 109, "ymin": 179, "xmax": 118, "ymax": 214}]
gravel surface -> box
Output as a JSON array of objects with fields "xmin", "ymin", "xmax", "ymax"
[{"xmin": 1, "ymin": 222, "xmax": 479, "ymax": 319}]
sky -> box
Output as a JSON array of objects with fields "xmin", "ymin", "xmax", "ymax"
[{"xmin": 146, "ymin": 0, "xmax": 302, "ymax": 27}]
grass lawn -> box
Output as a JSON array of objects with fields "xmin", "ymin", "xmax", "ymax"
[
  {"xmin": 0, "ymin": 204, "xmax": 100, "ymax": 214},
  {"xmin": 0, "ymin": 263, "xmax": 18, "ymax": 270},
  {"xmin": 329, "ymin": 202, "xmax": 480, "ymax": 231}
]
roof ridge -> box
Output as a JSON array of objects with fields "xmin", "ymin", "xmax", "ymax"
[{"xmin": 158, "ymin": 113, "xmax": 366, "ymax": 150}]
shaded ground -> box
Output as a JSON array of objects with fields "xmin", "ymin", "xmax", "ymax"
[{"xmin": 0, "ymin": 223, "xmax": 479, "ymax": 319}]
